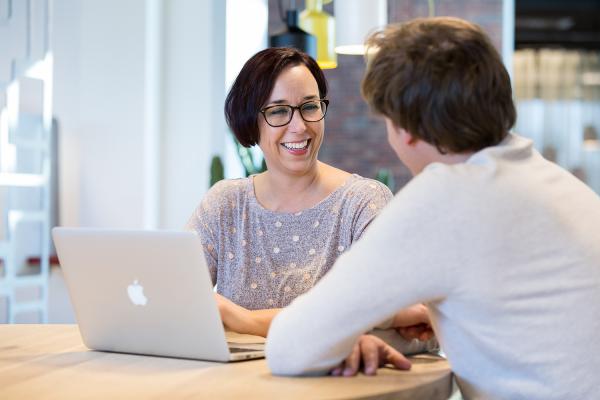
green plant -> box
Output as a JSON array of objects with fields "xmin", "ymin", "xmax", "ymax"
[
  {"xmin": 234, "ymin": 140, "xmax": 267, "ymax": 176},
  {"xmin": 208, "ymin": 138, "xmax": 268, "ymax": 187},
  {"xmin": 209, "ymin": 155, "xmax": 224, "ymax": 187},
  {"xmin": 375, "ymin": 168, "xmax": 395, "ymax": 192}
]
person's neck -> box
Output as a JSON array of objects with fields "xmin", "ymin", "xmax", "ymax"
[
  {"xmin": 255, "ymin": 163, "xmax": 324, "ymax": 213},
  {"xmin": 413, "ymin": 147, "xmax": 474, "ymax": 175},
  {"xmin": 436, "ymin": 151, "xmax": 474, "ymax": 166}
]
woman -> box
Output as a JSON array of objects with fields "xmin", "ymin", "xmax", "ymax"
[{"xmin": 187, "ymin": 48, "xmax": 430, "ymax": 339}]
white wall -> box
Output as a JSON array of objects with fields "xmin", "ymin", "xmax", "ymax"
[
  {"xmin": 53, "ymin": 0, "xmax": 145, "ymax": 228},
  {"xmin": 161, "ymin": 0, "xmax": 226, "ymax": 228},
  {"xmin": 53, "ymin": 0, "xmax": 227, "ymax": 230}
]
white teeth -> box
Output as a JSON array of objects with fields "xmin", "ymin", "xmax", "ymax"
[{"xmin": 282, "ymin": 139, "xmax": 309, "ymax": 150}]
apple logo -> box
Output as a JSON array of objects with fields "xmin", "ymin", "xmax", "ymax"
[{"xmin": 127, "ymin": 279, "xmax": 148, "ymax": 306}]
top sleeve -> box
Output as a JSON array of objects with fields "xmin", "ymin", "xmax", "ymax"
[
  {"xmin": 350, "ymin": 180, "xmax": 394, "ymax": 242},
  {"xmin": 265, "ymin": 172, "xmax": 459, "ymax": 376},
  {"xmin": 185, "ymin": 186, "xmax": 223, "ymax": 286}
]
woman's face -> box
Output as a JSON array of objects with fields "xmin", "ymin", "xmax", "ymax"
[{"xmin": 257, "ymin": 65, "xmax": 324, "ymax": 177}]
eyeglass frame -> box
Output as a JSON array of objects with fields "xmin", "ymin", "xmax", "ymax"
[{"xmin": 259, "ymin": 99, "xmax": 330, "ymax": 127}]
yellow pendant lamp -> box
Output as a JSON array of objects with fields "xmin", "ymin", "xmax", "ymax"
[{"xmin": 299, "ymin": 0, "xmax": 337, "ymax": 69}]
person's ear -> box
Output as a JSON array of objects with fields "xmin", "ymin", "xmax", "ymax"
[{"xmin": 398, "ymin": 127, "xmax": 419, "ymax": 146}]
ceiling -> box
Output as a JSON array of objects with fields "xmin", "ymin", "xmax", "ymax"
[{"xmin": 516, "ymin": 0, "xmax": 600, "ymax": 50}]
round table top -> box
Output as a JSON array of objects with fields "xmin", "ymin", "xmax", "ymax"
[{"xmin": 0, "ymin": 324, "xmax": 453, "ymax": 399}]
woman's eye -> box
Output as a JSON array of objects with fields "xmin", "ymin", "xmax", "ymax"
[
  {"xmin": 302, "ymin": 104, "xmax": 319, "ymax": 113},
  {"xmin": 267, "ymin": 107, "xmax": 289, "ymax": 116}
]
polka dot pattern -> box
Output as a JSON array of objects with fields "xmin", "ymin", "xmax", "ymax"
[{"xmin": 186, "ymin": 174, "xmax": 393, "ymax": 310}]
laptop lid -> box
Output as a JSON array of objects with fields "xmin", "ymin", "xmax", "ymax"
[{"xmin": 52, "ymin": 227, "xmax": 260, "ymax": 362}]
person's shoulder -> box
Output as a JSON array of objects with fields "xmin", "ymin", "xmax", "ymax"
[
  {"xmin": 201, "ymin": 177, "xmax": 251, "ymax": 213},
  {"xmin": 390, "ymin": 162, "xmax": 478, "ymax": 214},
  {"xmin": 344, "ymin": 174, "xmax": 393, "ymax": 200},
  {"xmin": 205, "ymin": 177, "xmax": 249, "ymax": 199}
]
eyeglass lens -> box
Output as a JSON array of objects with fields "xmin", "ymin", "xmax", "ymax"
[{"xmin": 263, "ymin": 101, "xmax": 327, "ymax": 127}]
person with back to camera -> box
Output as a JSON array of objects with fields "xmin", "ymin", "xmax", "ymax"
[
  {"xmin": 266, "ymin": 17, "xmax": 600, "ymax": 400},
  {"xmin": 186, "ymin": 47, "xmax": 436, "ymax": 349}
]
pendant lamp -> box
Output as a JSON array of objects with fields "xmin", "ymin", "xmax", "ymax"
[
  {"xmin": 270, "ymin": 9, "xmax": 317, "ymax": 59},
  {"xmin": 335, "ymin": 0, "xmax": 387, "ymax": 55},
  {"xmin": 299, "ymin": 0, "xmax": 337, "ymax": 69}
]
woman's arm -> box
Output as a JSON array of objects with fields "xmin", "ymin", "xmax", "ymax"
[
  {"xmin": 185, "ymin": 185, "xmax": 226, "ymax": 285},
  {"xmin": 217, "ymin": 293, "xmax": 434, "ymax": 342},
  {"xmin": 216, "ymin": 293, "xmax": 281, "ymax": 337}
]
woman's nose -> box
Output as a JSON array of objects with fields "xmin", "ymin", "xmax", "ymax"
[{"xmin": 288, "ymin": 109, "xmax": 307, "ymax": 132}]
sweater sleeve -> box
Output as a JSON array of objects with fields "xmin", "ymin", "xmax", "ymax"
[
  {"xmin": 350, "ymin": 179, "xmax": 394, "ymax": 242},
  {"xmin": 266, "ymin": 172, "xmax": 458, "ymax": 375},
  {"xmin": 185, "ymin": 182, "xmax": 229, "ymax": 285}
]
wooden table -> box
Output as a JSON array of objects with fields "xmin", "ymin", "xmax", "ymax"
[{"xmin": 0, "ymin": 324, "xmax": 453, "ymax": 399}]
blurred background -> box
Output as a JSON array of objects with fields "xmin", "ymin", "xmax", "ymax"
[{"xmin": 0, "ymin": 0, "xmax": 598, "ymax": 323}]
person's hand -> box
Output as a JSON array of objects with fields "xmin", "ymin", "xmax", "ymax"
[
  {"xmin": 330, "ymin": 335, "xmax": 412, "ymax": 377},
  {"xmin": 215, "ymin": 294, "xmax": 281, "ymax": 337},
  {"xmin": 392, "ymin": 304, "xmax": 435, "ymax": 341},
  {"xmin": 215, "ymin": 293, "xmax": 253, "ymax": 334}
]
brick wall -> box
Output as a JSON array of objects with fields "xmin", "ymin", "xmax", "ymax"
[{"xmin": 268, "ymin": 0, "xmax": 504, "ymax": 191}]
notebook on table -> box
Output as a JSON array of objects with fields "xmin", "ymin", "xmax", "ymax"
[{"xmin": 52, "ymin": 227, "xmax": 264, "ymax": 362}]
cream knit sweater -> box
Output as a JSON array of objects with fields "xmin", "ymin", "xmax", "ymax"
[{"xmin": 267, "ymin": 134, "xmax": 600, "ymax": 400}]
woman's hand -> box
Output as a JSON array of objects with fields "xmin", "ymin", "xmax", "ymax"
[
  {"xmin": 215, "ymin": 293, "xmax": 254, "ymax": 334},
  {"xmin": 330, "ymin": 335, "xmax": 412, "ymax": 376},
  {"xmin": 214, "ymin": 293, "xmax": 280, "ymax": 337},
  {"xmin": 392, "ymin": 304, "xmax": 435, "ymax": 341}
]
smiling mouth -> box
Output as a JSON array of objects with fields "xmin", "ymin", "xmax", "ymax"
[{"xmin": 281, "ymin": 139, "xmax": 311, "ymax": 151}]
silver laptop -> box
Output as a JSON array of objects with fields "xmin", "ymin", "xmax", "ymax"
[{"xmin": 52, "ymin": 227, "xmax": 264, "ymax": 362}]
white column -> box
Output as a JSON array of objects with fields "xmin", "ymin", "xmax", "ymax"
[
  {"xmin": 144, "ymin": 0, "xmax": 163, "ymax": 230},
  {"xmin": 224, "ymin": 0, "xmax": 268, "ymax": 179},
  {"xmin": 502, "ymin": 0, "xmax": 515, "ymax": 82},
  {"xmin": 160, "ymin": 0, "xmax": 227, "ymax": 228}
]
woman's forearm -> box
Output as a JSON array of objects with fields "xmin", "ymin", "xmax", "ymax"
[
  {"xmin": 216, "ymin": 293, "xmax": 282, "ymax": 337},
  {"xmin": 247, "ymin": 308, "xmax": 282, "ymax": 337}
]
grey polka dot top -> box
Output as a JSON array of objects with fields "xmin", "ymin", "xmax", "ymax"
[{"xmin": 186, "ymin": 174, "xmax": 393, "ymax": 310}]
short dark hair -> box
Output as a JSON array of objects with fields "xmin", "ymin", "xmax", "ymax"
[
  {"xmin": 361, "ymin": 17, "xmax": 516, "ymax": 153},
  {"xmin": 225, "ymin": 47, "xmax": 328, "ymax": 147}
]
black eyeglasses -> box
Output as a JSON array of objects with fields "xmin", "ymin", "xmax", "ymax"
[{"xmin": 260, "ymin": 99, "xmax": 329, "ymax": 127}]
